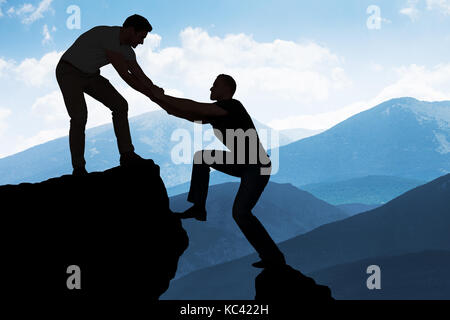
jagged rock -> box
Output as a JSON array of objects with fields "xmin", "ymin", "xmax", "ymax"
[
  {"xmin": 1, "ymin": 159, "xmax": 188, "ymax": 305},
  {"xmin": 255, "ymin": 264, "xmax": 334, "ymax": 302}
]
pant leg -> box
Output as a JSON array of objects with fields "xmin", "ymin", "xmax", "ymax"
[
  {"xmin": 56, "ymin": 61, "xmax": 88, "ymax": 168},
  {"xmin": 187, "ymin": 150, "xmax": 211, "ymax": 207},
  {"xmin": 232, "ymin": 166, "xmax": 286, "ymax": 263},
  {"xmin": 187, "ymin": 150, "xmax": 243, "ymax": 207},
  {"xmin": 83, "ymin": 74, "xmax": 134, "ymax": 155}
]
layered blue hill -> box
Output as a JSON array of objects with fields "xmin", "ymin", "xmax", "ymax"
[
  {"xmin": 310, "ymin": 250, "xmax": 450, "ymax": 300},
  {"xmin": 336, "ymin": 203, "xmax": 381, "ymax": 215},
  {"xmin": 301, "ymin": 175, "xmax": 425, "ymax": 205},
  {"xmin": 162, "ymin": 173, "xmax": 450, "ymax": 299},
  {"xmin": 170, "ymin": 181, "xmax": 347, "ymax": 278}
]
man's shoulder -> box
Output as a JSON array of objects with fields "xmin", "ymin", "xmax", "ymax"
[
  {"xmin": 215, "ymin": 98, "xmax": 244, "ymax": 109},
  {"xmin": 92, "ymin": 25, "xmax": 117, "ymax": 30},
  {"xmin": 86, "ymin": 25, "xmax": 118, "ymax": 36}
]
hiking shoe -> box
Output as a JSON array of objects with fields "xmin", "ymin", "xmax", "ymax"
[
  {"xmin": 72, "ymin": 167, "xmax": 88, "ymax": 177},
  {"xmin": 120, "ymin": 152, "xmax": 146, "ymax": 167},
  {"xmin": 176, "ymin": 205, "xmax": 207, "ymax": 221}
]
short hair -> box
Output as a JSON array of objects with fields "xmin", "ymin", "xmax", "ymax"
[
  {"xmin": 217, "ymin": 74, "xmax": 237, "ymax": 96},
  {"xmin": 123, "ymin": 14, "xmax": 152, "ymax": 33}
]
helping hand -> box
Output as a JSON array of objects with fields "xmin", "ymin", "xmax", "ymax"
[{"xmin": 149, "ymin": 84, "xmax": 165, "ymax": 100}]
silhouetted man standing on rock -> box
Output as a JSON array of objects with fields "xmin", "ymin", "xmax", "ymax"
[
  {"xmin": 56, "ymin": 14, "xmax": 162, "ymax": 175},
  {"xmin": 150, "ymin": 74, "xmax": 286, "ymax": 269}
]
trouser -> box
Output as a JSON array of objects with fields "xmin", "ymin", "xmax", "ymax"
[
  {"xmin": 55, "ymin": 59, "xmax": 134, "ymax": 168},
  {"xmin": 187, "ymin": 150, "xmax": 286, "ymax": 263}
]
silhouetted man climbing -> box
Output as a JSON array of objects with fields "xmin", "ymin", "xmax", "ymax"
[
  {"xmin": 150, "ymin": 74, "xmax": 286, "ymax": 269},
  {"xmin": 56, "ymin": 14, "xmax": 162, "ymax": 176}
]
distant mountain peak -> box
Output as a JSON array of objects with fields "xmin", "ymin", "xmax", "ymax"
[{"xmin": 378, "ymin": 97, "xmax": 450, "ymax": 126}]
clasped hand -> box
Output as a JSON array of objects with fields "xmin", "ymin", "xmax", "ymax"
[{"xmin": 147, "ymin": 84, "xmax": 165, "ymax": 101}]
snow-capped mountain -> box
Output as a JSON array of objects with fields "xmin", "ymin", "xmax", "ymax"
[{"xmin": 271, "ymin": 97, "xmax": 450, "ymax": 186}]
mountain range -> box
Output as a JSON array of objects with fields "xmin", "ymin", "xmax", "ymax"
[
  {"xmin": 169, "ymin": 181, "xmax": 348, "ymax": 278},
  {"xmin": 271, "ymin": 97, "xmax": 450, "ymax": 186},
  {"xmin": 300, "ymin": 175, "xmax": 425, "ymax": 205},
  {"xmin": 1, "ymin": 98, "xmax": 448, "ymax": 206},
  {"xmin": 0, "ymin": 110, "xmax": 289, "ymax": 187},
  {"xmin": 162, "ymin": 172, "xmax": 450, "ymax": 299},
  {"xmin": 310, "ymin": 250, "xmax": 450, "ymax": 299}
]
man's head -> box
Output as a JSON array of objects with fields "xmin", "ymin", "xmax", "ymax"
[
  {"xmin": 210, "ymin": 74, "xmax": 237, "ymax": 101},
  {"xmin": 122, "ymin": 14, "xmax": 152, "ymax": 48}
]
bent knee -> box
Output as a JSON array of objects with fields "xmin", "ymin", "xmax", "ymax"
[{"xmin": 111, "ymin": 98, "xmax": 128, "ymax": 114}]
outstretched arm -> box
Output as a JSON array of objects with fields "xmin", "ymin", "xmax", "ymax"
[
  {"xmin": 127, "ymin": 59, "xmax": 155, "ymax": 89},
  {"xmin": 106, "ymin": 50, "xmax": 159, "ymax": 98},
  {"xmin": 152, "ymin": 94, "xmax": 228, "ymax": 123}
]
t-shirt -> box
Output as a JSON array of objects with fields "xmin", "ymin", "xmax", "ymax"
[
  {"xmin": 209, "ymin": 99, "xmax": 271, "ymax": 167},
  {"xmin": 61, "ymin": 26, "xmax": 136, "ymax": 74}
]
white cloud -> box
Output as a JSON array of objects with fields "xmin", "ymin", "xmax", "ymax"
[
  {"xmin": 0, "ymin": 107, "xmax": 11, "ymax": 137},
  {"xmin": 370, "ymin": 62, "xmax": 384, "ymax": 72},
  {"xmin": 136, "ymin": 27, "xmax": 349, "ymax": 121},
  {"xmin": 401, "ymin": 0, "xmax": 450, "ymax": 20},
  {"xmin": 13, "ymin": 50, "xmax": 62, "ymax": 86},
  {"xmin": 6, "ymin": 6, "xmax": 14, "ymax": 16},
  {"xmin": 377, "ymin": 63, "xmax": 450, "ymax": 101},
  {"xmin": 270, "ymin": 63, "xmax": 450, "ymax": 130},
  {"xmin": 268, "ymin": 103, "xmax": 363, "ymax": 130},
  {"xmin": 426, "ymin": 0, "xmax": 450, "ymax": 14},
  {"xmin": 0, "ymin": 0, "xmax": 6, "ymax": 17},
  {"xmin": 28, "ymin": 86, "xmax": 163, "ymax": 138},
  {"xmin": 30, "ymin": 89, "xmax": 111, "ymax": 128},
  {"xmin": 17, "ymin": 4, "xmax": 34, "ymax": 15},
  {"xmin": 98, "ymin": 28, "xmax": 351, "ymax": 125},
  {"xmin": 400, "ymin": 5, "xmax": 420, "ymax": 21},
  {"xmin": 331, "ymin": 67, "xmax": 352, "ymax": 89},
  {"xmin": 0, "ymin": 57, "xmax": 15, "ymax": 77},
  {"xmin": 8, "ymin": 0, "xmax": 54, "ymax": 24},
  {"xmin": 31, "ymin": 90, "xmax": 66, "ymax": 123},
  {"xmin": 10, "ymin": 27, "xmax": 450, "ymax": 156},
  {"xmin": 1, "ymin": 28, "xmax": 348, "ymax": 154},
  {"xmin": 13, "ymin": 128, "xmax": 67, "ymax": 154}
]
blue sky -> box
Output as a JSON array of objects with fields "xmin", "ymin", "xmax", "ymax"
[
  {"xmin": 2, "ymin": 0, "xmax": 449, "ymax": 64},
  {"xmin": 1, "ymin": 0, "xmax": 450, "ymax": 158}
]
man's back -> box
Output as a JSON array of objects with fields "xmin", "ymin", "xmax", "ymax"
[
  {"xmin": 61, "ymin": 26, "xmax": 136, "ymax": 74},
  {"xmin": 210, "ymin": 99, "xmax": 270, "ymax": 166}
]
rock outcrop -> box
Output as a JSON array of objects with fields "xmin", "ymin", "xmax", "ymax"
[
  {"xmin": 255, "ymin": 264, "xmax": 334, "ymax": 302},
  {"xmin": 1, "ymin": 159, "xmax": 188, "ymax": 306}
]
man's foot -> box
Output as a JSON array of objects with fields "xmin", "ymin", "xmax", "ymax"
[
  {"xmin": 72, "ymin": 167, "xmax": 88, "ymax": 177},
  {"xmin": 120, "ymin": 152, "xmax": 146, "ymax": 167},
  {"xmin": 176, "ymin": 205, "xmax": 207, "ymax": 221},
  {"xmin": 251, "ymin": 259, "xmax": 286, "ymax": 269}
]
